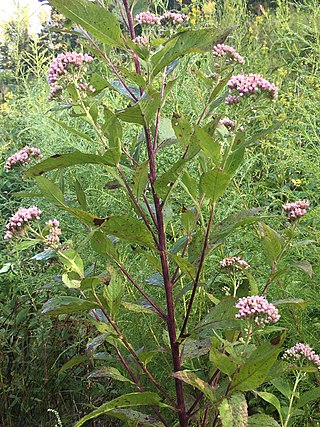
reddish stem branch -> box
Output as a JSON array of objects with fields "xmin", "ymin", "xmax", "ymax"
[
  {"xmin": 113, "ymin": 346, "xmax": 170, "ymax": 427},
  {"xmin": 112, "ymin": 256, "xmax": 167, "ymax": 320},
  {"xmin": 179, "ymin": 202, "xmax": 215, "ymax": 339}
]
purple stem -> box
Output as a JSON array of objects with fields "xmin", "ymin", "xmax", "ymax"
[
  {"xmin": 121, "ymin": 0, "xmax": 142, "ymax": 77},
  {"xmin": 112, "ymin": 256, "xmax": 167, "ymax": 320},
  {"xmin": 153, "ymin": 70, "xmax": 167, "ymax": 150},
  {"xmin": 187, "ymin": 369, "xmax": 220, "ymax": 417},
  {"xmin": 179, "ymin": 202, "xmax": 215, "ymax": 339}
]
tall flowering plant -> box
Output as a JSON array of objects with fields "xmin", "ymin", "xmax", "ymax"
[{"xmin": 4, "ymin": 0, "xmax": 318, "ymax": 425}]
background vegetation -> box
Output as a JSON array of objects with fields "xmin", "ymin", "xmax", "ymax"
[{"xmin": 0, "ymin": 0, "xmax": 319, "ymax": 425}]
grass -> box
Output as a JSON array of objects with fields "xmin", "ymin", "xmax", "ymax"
[{"xmin": 1, "ymin": 0, "xmax": 320, "ymax": 425}]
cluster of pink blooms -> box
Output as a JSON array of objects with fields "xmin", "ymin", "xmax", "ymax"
[
  {"xmin": 283, "ymin": 200, "xmax": 309, "ymax": 220},
  {"xmin": 45, "ymin": 219, "xmax": 62, "ymax": 247},
  {"xmin": 213, "ymin": 44, "xmax": 245, "ymax": 64},
  {"xmin": 4, "ymin": 206, "xmax": 41, "ymax": 241},
  {"xmin": 219, "ymin": 117, "xmax": 236, "ymax": 129},
  {"xmin": 135, "ymin": 11, "xmax": 188, "ymax": 25},
  {"xmin": 283, "ymin": 343, "xmax": 320, "ymax": 370},
  {"xmin": 135, "ymin": 11, "xmax": 161, "ymax": 25},
  {"xmin": 133, "ymin": 35, "xmax": 149, "ymax": 46},
  {"xmin": 220, "ymin": 256, "xmax": 250, "ymax": 269},
  {"xmin": 78, "ymin": 82, "xmax": 95, "ymax": 93},
  {"xmin": 235, "ymin": 296, "xmax": 280, "ymax": 326},
  {"xmin": 48, "ymin": 52, "xmax": 93, "ymax": 100},
  {"xmin": 5, "ymin": 146, "xmax": 42, "ymax": 171},
  {"xmin": 161, "ymin": 11, "xmax": 189, "ymax": 24},
  {"xmin": 226, "ymin": 73, "xmax": 278, "ymax": 104}
]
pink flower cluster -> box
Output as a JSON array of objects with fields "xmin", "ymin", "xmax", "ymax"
[
  {"xmin": 78, "ymin": 82, "xmax": 95, "ymax": 93},
  {"xmin": 283, "ymin": 343, "xmax": 320, "ymax": 370},
  {"xmin": 226, "ymin": 73, "xmax": 278, "ymax": 104},
  {"xmin": 213, "ymin": 44, "xmax": 245, "ymax": 64},
  {"xmin": 283, "ymin": 200, "xmax": 309, "ymax": 220},
  {"xmin": 219, "ymin": 117, "xmax": 236, "ymax": 129},
  {"xmin": 48, "ymin": 52, "xmax": 93, "ymax": 100},
  {"xmin": 4, "ymin": 206, "xmax": 41, "ymax": 241},
  {"xmin": 135, "ymin": 11, "xmax": 161, "ymax": 25},
  {"xmin": 220, "ymin": 256, "xmax": 250, "ymax": 269},
  {"xmin": 45, "ymin": 219, "xmax": 62, "ymax": 247},
  {"xmin": 133, "ymin": 35, "xmax": 149, "ymax": 46},
  {"xmin": 135, "ymin": 11, "xmax": 188, "ymax": 25},
  {"xmin": 5, "ymin": 146, "xmax": 42, "ymax": 171},
  {"xmin": 161, "ymin": 11, "xmax": 189, "ymax": 24},
  {"xmin": 235, "ymin": 296, "xmax": 280, "ymax": 326}
]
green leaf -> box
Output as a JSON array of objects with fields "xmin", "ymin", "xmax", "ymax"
[
  {"xmin": 272, "ymin": 298, "xmax": 307, "ymax": 309},
  {"xmin": 101, "ymin": 216, "xmax": 154, "ymax": 248},
  {"xmin": 50, "ymin": 0, "xmax": 124, "ymax": 48},
  {"xmin": 247, "ymin": 414, "xmax": 281, "ymax": 426},
  {"xmin": 151, "ymin": 27, "xmax": 231, "ymax": 77},
  {"xmin": 62, "ymin": 271, "xmax": 82, "ymax": 289},
  {"xmin": 209, "ymin": 347, "xmax": 237, "ymax": 376},
  {"xmin": 193, "ymin": 296, "xmax": 239, "ymax": 334},
  {"xmin": 74, "ymin": 392, "xmax": 163, "ymax": 427},
  {"xmin": 154, "ymin": 159, "xmax": 187, "ymax": 200},
  {"xmin": 173, "ymin": 370, "xmax": 216, "ymax": 402},
  {"xmin": 35, "ymin": 176, "xmax": 66, "ymax": 207},
  {"xmin": 194, "ymin": 125, "xmax": 221, "ymax": 165},
  {"xmin": 132, "ymin": 160, "xmax": 149, "ymax": 199},
  {"xmin": 171, "ymin": 115, "xmax": 192, "ymax": 149},
  {"xmin": 296, "ymin": 386, "xmax": 320, "ymax": 409},
  {"xmin": 59, "ymin": 355, "xmax": 88, "ymax": 375},
  {"xmin": 50, "ymin": 117, "xmax": 94, "ymax": 142},
  {"xmin": 182, "ymin": 338, "xmax": 212, "ymax": 361},
  {"xmin": 42, "ymin": 296, "xmax": 98, "ymax": 316},
  {"xmin": 200, "ymin": 169, "xmax": 230, "ymax": 201},
  {"xmin": 58, "ymin": 249, "xmax": 84, "ymax": 277},
  {"xmin": 232, "ymin": 342, "xmax": 281, "ymax": 392},
  {"xmin": 271, "ymin": 378, "xmax": 291, "ymax": 399},
  {"xmin": 102, "ymin": 108, "xmax": 122, "ymax": 166},
  {"xmin": 88, "ymin": 367, "xmax": 134, "ymax": 384},
  {"xmin": 102, "ymin": 408, "xmax": 163, "ymax": 427},
  {"xmin": 91, "ymin": 230, "xmax": 116, "ymax": 257},
  {"xmin": 245, "ymin": 119, "xmax": 286, "ymax": 147},
  {"xmin": 210, "ymin": 208, "xmax": 267, "ymax": 244},
  {"xmin": 255, "ymin": 391, "xmax": 283, "ymax": 424},
  {"xmin": 74, "ymin": 177, "xmax": 88, "ymax": 210},
  {"xmin": 104, "ymin": 274, "xmax": 123, "ymax": 316},
  {"xmin": 224, "ymin": 146, "xmax": 245, "ymax": 177},
  {"xmin": 25, "ymin": 152, "xmax": 110, "ymax": 177},
  {"xmin": 181, "ymin": 171, "xmax": 199, "ymax": 200},
  {"xmin": 171, "ymin": 254, "xmax": 196, "ymax": 281},
  {"xmin": 289, "ymin": 260, "xmax": 313, "ymax": 278},
  {"xmin": 121, "ymin": 301, "xmax": 155, "ymax": 315},
  {"xmin": 260, "ymin": 223, "xmax": 282, "ymax": 267},
  {"xmin": 219, "ymin": 392, "xmax": 248, "ymax": 427},
  {"xmin": 181, "ymin": 209, "xmax": 196, "ymax": 234}
]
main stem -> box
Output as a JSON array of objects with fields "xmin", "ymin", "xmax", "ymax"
[{"xmin": 145, "ymin": 127, "xmax": 188, "ymax": 426}]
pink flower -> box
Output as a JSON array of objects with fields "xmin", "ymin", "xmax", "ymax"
[
  {"xmin": 220, "ymin": 256, "xmax": 250, "ymax": 269},
  {"xmin": 133, "ymin": 35, "xmax": 149, "ymax": 46},
  {"xmin": 160, "ymin": 11, "xmax": 189, "ymax": 25},
  {"xmin": 283, "ymin": 200, "xmax": 309, "ymax": 220},
  {"xmin": 5, "ymin": 146, "xmax": 42, "ymax": 171},
  {"xmin": 4, "ymin": 206, "xmax": 42, "ymax": 241},
  {"xmin": 134, "ymin": 11, "xmax": 161, "ymax": 25},
  {"xmin": 45, "ymin": 219, "xmax": 62, "ymax": 247},
  {"xmin": 235, "ymin": 296, "xmax": 280, "ymax": 326},
  {"xmin": 219, "ymin": 117, "xmax": 236, "ymax": 129},
  {"xmin": 48, "ymin": 52, "xmax": 94, "ymax": 100},
  {"xmin": 213, "ymin": 44, "xmax": 245, "ymax": 64},
  {"xmin": 226, "ymin": 73, "xmax": 278, "ymax": 104},
  {"xmin": 283, "ymin": 343, "xmax": 320, "ymax": 370}
]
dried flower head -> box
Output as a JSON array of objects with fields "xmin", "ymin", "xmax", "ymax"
[
  {"xmin": 213, "ymin": 44, "xmax": 245, "ymax": 64},
  {"xmin": 235, "ymin": 295, "xmax": 280, "ymax": 326},
  {"xmin": 220, "ymin": 256, "xmax": 250, "ymax": 270},
  {"xmin": 4, "ymin": 206, "xmax": 41, "ymax": 241},
  {"xmin": 134, "ymin": 11, "xmax": 161, "ymax": 25},
  {"xmin": 226, "ymin": 73, "xmax": 278, "ymax": 104},
  {"xmin": 283, "ymin": 343, "xmax": 320, "ymax": 370},
  {"xmin": 45, "ymin": 219, "xmax": 62, "ymax": 247},
  {"xmin": 283, "ymin": 200, "xmax": 309, "ymax": 220},
  {"xmin": 5, "ymin": 146, "xmax": 42, "ymax": 171}
]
